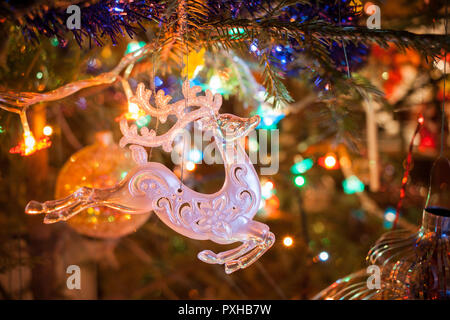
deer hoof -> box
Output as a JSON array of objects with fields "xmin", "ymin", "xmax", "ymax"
[
  {"xmin": 224, "ymin": 260, "xmax": 241, "ymax": 274},
  {"xmin": 264, "ymin": 232, "xmax": 275, "ymax": 248},
  {"xmin": 198, "ymin": 250, "xmax": 220, "ymax": 264},
  {"xmin": 25, "ymin": 201, "xmax": 44, "ymax": 214},
  {"xmin": 43, "ymin": 212, "xmax": 62, "ymax": 224}
]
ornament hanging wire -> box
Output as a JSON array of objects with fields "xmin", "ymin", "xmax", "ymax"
[{"xmin": 424, "ymin": 0, "xmax": 449, "ymax": 215}]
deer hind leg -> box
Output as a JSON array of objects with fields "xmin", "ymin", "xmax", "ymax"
[
  {"xmin": 198, "ymin": 240, "xmax": 257, "ymax": 265},
  {"xmin": 224, "ymin": 221, "xmax": 275, "ymax": 274},
  {"xmin": 25, "ymin": 181, "xmax": 150, "ymax": 224}
]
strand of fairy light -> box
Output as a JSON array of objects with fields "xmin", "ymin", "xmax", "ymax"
[
  {"xmin": 179, "ymin": 0, "xmax": 189, "ymax": 190},
  {"xmin": 2, "ymin": 44, "xmax": 153, "ymax": 156},
  {"xmin": 9, "ymin": 110, "xmax": 52, "ymax": 156}
]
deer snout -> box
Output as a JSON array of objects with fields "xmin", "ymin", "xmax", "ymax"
[{"xmin": 248, "ymin": 115, "xmax": 260, "ymax": 129}]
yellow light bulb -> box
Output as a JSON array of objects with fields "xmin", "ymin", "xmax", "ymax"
[
  {"xmin": 24, "ymin": 133, "xmax": 36, "ymax": 149},
  {"xmin": 126, "ymin": 102, "xmax": 143, "ymax": 120},
  {"xmin": 186, "ymin": 161, "xmax": 196, "ymax": 171},
  {"xmin": 128, "ymin": 102, "xmax": 139, "ymax": 114}
]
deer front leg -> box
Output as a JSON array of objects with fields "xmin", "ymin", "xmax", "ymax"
[
  {"xmin": 198, "ymin": 240, "xmax": 257, "ymax": 264},
  {"xmin": 25, "ymin": 180, "xmax": 152, "ymax": 224},
  {"xmin": 225, "ymin": 231, "xmax": 275, "ymax": 274}
]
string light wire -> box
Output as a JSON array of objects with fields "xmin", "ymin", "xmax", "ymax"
[
  {"xmin": 179, "ymin": 1, "xmax": 189, "ymax": 190},
  {"xmin": 148, "ymin": 23, "xmax": 164, "ymax": 161}
]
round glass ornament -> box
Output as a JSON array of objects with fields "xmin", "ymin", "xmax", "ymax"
[{"xmin": 55, "ymin": 131, "xmax": 151, "ymax": 239}]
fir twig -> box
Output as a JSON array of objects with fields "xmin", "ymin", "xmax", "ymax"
[{"xmin": 260, "ymin": 53, "xmax": 293, "ymax": 108}]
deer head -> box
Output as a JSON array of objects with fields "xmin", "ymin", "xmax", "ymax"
[{"xmin": 198, "ymin": 113, "xmax": 260, "ymax": 142}]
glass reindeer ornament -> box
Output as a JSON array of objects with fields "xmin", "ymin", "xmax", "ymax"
[
  {"xmin": 26, "ymin": 81, "xmax": 275, "ymax": 274},
  {"xmin": 314, "ymin": 157, "xmax": 450, "ymax": 300},
  {"xmin": 54, "ymin": 131, "xmax": 151, "ymax": 239}
]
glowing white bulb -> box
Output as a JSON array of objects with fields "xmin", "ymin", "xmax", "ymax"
[
  {"xmin": 319, "ymin": 251, "xmax": 329, "ymax": 261},
  {"xmin": 283, "ymin": 236, "xmax": 293, "ymax": 247},
  {"xmin": 128, "ymin": 102, "xmax": 140, "ymax": 115},
  {"xmin": 24, "ymin": 134, "xmax": 36, "ymax": 149},
  {"xmin": 385, "ymin": 212, "xmax": 396, "ymax": 222},
  {"xmin": 324, "ymin": 155, "xmax": 337, "ymax": 168},
  {"xmin": 264, "ymin": 181, "xmax": 274, "ymax": 190},
  {"xmin": 186, "ymin": 161, "xmax": 196, "ymax": 171},
  {"xmin": 261, "ymin": 180, "xmax": 274, "ymax": 199},
  {"xmin": 209, "ymin": 75, "xmax": 222, "ymax": 93},
  {"xmin": 294, "ymin": 175, "xmax": 305, "ymax": 187},
  {"xmin": 188, "ymin": 149, "xmax": 203, "ymax": 163},
  {"xmin": 263, "ymin": 118, "xmax": 274, "ymax": 126},
  {"xmin": 43, "ymin": 125, "xmax": 53, "ymax": 136}
]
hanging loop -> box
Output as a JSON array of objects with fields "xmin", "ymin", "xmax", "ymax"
[{"xmin": 425, "ymin": 156, "xmax": 450, "ymax": 216}]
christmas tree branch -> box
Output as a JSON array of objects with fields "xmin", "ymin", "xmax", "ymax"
[
  {"xmin": 205, "ymin": 19, "xmax": 449, "ymax": 60},
  {"xmin": 260, "ymin": 53, "xmax": 294, "ymax": 108}
]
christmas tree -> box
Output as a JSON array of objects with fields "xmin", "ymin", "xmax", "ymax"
[{"xmin": 0, "ymin": 0, "xmax": 448, "ymax": 300}]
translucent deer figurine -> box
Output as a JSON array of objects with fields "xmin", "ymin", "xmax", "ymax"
[{"xmin": 26, "ymin": 81, "xmax": 275, "ymax": 274}]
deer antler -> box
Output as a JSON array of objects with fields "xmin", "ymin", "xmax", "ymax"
[{"xmin": 119, "ymin": 80, "xmax": 222, "ymax": 153}]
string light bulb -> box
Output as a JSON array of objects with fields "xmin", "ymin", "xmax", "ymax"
[
  {"xmin": 291, "ymin": 158, "xmax": 314, "ymax": 174},
  {"xmin": 188, "ymin": 149, "xmax": 203, "ymax": 163},
  {"xmin": 294, "ymin": 175, "xmax": 306, "ymax": 187},
  {"xmin": 319, "ymin": 153, "xmax": 339, "ymax": 170},
  {"xmin": 324, "ymin": 154, "xmax": 337, "ymax": 168},
  {"xmin": 209, "ymin": 75, "xmax": 222, "ymax": 94},
  {"xmin": 342, "ymin": 175, "xmax": 364, "ymax": 194},
  {"xmin": 383, "ymin": 207, "xmax": 396, "ymax": 229},
  {"xmin": 128, "ymin": 102, "xmax": 140, "ymax": 117},
  {"xmin": 318, "ymin": 251, "xmax": 329, "ymax": 261},
  {"xmin": 10, "ymin": 131, "xmax": 51, "ymax": 156},
  {"xmin": 283, "ymin": 236, "xmax": 294, "ymax": 247},
  {"xmin": 263, "ymin": 181, "xmax": 274, "ymax": 190},
  {"xmin": 261, "ymin": 180, "xmax": 275, "ymax": 199},
  {"xmin": 125, "ymin": 102, "xmax": 146, "ymax": 121},
  {"xmin": 24, "ymin": 132, "xmax": 36, "ymax": 150},
  {"xmin": 186, "ymin": 161, "xmax": 196, "ymax": 171},
  {"xmin": 418, "ymin": 114, "xmax": 424, "ymax": 125},
  {"xmin": 43, "ymin": 125, "xmax": 53, "ymax": 136}
]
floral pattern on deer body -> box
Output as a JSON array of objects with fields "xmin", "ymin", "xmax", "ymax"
[
  {"xmin": 25, "ymin": 81, "xmax": 275, "ymax": 274},
  {"xmin": 127, "ymin": 161, "xmax": 257, "ymax": 244}
]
